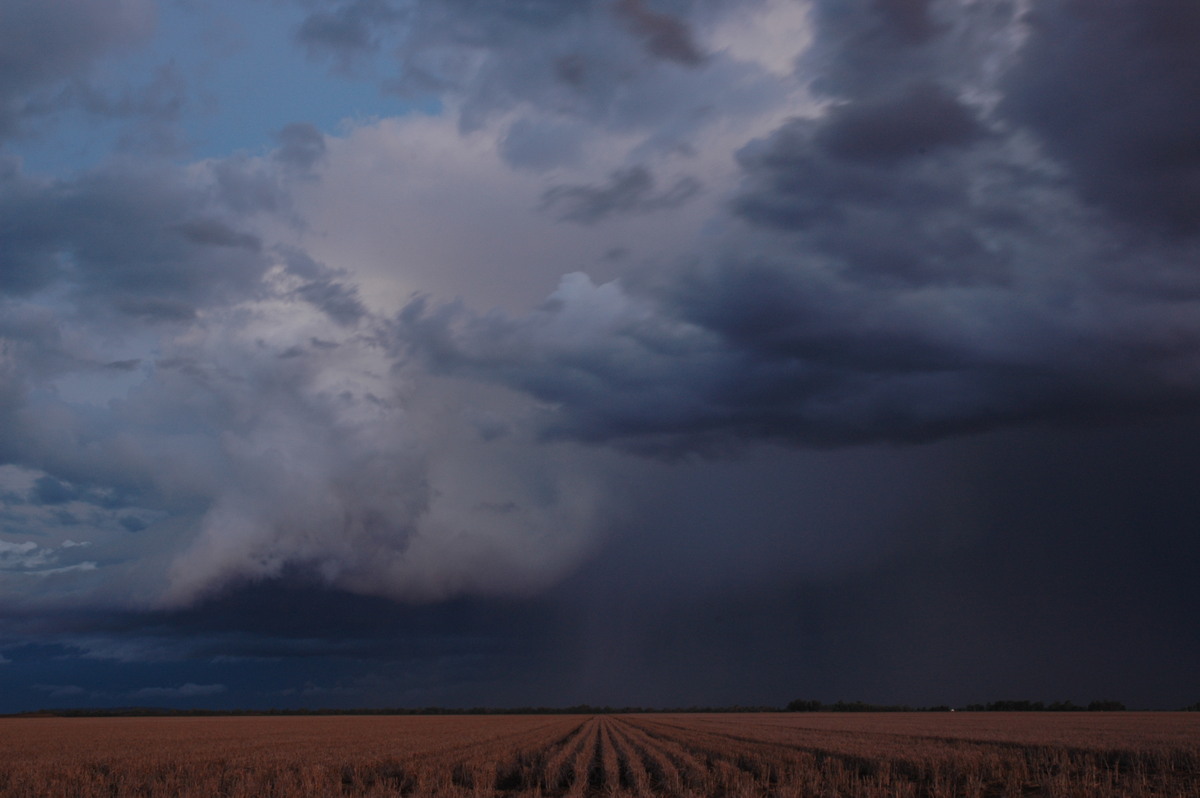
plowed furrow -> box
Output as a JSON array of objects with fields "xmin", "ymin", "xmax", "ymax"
[
  {"xmin": 595, "ymin": 718, "xmax": 624, "ymax": 794},
  {"xmin": 611, "ymin": 717, "xmax": 711, "ymax": 793},
  {"xmin": 629, "ymin": 715, "xmax": 963, "ymax": 793},
  {"xmin": 623, "ymin": 715, "xmax": 805, "ymax": 789},
  {"xmin": 614, "ymin": 722, "xmax": 688, "ymax": 796},
  {"xmin": 536, "ymin": 718, "xmax": 595, "ymax": 794},
  {"xmin": 606, "ymin": 718, "xmax": 654, "ymax": 795},
  {"xmin": 563, "ymin": 717, "xmax": 601, "ymax": 797}
]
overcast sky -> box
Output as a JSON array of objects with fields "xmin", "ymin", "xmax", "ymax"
[{"xmin": 1, "ymin": 0, "xmax": 1198, "ymax": 712}]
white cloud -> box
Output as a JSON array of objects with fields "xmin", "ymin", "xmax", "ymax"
[
  {"xmin": 0, "ymin": 539, "xmax": 93, "ymax": 574},
  {"xmin": 707, "ymin": 0, "xmax": 814, "ymax": 76}
]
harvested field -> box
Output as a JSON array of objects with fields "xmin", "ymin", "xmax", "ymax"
[{"xmin": 0, "ymin": 712, "xmax": 1197, "ymax": 797}]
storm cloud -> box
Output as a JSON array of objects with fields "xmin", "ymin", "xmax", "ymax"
[
  {"xmin": 2, "ymin": 0, "xmax": 1198, "ymax": 711},
  {"xmin": 396, "ymin": 0, "xmax": 1200, "ymax": 456}
]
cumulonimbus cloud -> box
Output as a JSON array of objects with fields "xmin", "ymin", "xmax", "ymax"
[{"xmin": 4, "ymin": 0, "xmax": 1200, "ymax": 618}]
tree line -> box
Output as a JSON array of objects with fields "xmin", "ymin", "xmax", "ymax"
[
  {"xmin": 785, "ymin": 699, "xmax": 1132, "ymax": 712},
  {"xmin": 15, "ymin": 697, "xmax": 1200, "ymax": 718}
]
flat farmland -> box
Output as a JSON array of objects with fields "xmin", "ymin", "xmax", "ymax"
[{"xmin": 0, "ymin": 712, "xmax": 1197, "ymax": 797}]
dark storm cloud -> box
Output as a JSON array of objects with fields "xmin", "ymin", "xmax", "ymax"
[
  {"xmin": 397, "ymin": 253, "xmax": 1200, "ymax": 456},
  {"xmin": 813, "ymin": 81, "xmax": 984, "ymax": 163},
  {"xmin": 1001, "ymin": 0, "xmax": 1200, "ymax": 236},
  {"xmin": 6, "ymin": 418, "xmax": 1197, "ymax": 710},
  {"xmin": 731, "ymin": 100, "xmax": 1003, "ymax": 286},
  {"xmin": 396, "ymin": 0, "xmax": 1200, "ymax": 456},
  {"xmin": 613, "ymin": 0, "xmax": 707, "ymax": 66},
  {"xmin": 802, "ymin": 0, "xmax": 1021, "ymax": 101},
  {"xmin": 869, "ymin": 0, "xmax": 943, "ymax": 45},
  {"xmin": 805, "ymin": 0, "xmax": 945, "ymax": 98},
  {"xmin": 3, "ymin": 0, "xmax": 1198, "ymax": 716},
  {"xmin": 540, "ymin": 166, "xmax": 701, "ymax": 224},
  {"xmin": 1, "ymin": 579, "xmax": 580, "ymax": 710}
]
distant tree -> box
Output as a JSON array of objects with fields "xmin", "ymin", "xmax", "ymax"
[
  {"xmin": 1181, "ymin": 701, "xmax": 1200, "ymax": 712},
  {"xmin": 986, "ymin": 700, "xmax": 1045, "ymax": 711},
  {"xmin": 1048, "ymin": 700, "xmax": 1082, "ymax": 712},
  {"xmin": 1087, "ymin": 700, "xmax": 1126, "ymax": 711},
  {"xmin": 786, "ymin": 699, "xmax": 823, "ymax": 712}
]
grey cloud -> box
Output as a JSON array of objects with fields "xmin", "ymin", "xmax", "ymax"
[
  {"xmin": 34, "ymin": 684, "xmax": 86, "ymax": 698},
  {"xmin": 295, "ymin": 279, "xmax": 367, "ymax": 326},
  {"xmin": 554, "ymin": 55, "xmax": 588, "ymax": 87},
  {"xmin": 132, "ymin": 682, "xmax": 226, "ymax": 698},
  {"xmin": 173, "ymin": 219, "xmax": 262, "ymax": 251},
  {"xmin": 803, "ymin": 0, "xmax": 1014, "ymax": 100},
  {"xmin": 274, "ymin": 122, "xmax": 328, "ymax": 172},
  {"xmin": 66, "ymin": 63, "xmax": 187, "ymax": 124},
  {"xmin": 281, "ymin": 248, "xmax": 367, "ymax": 325},
  {"xmin": 0, "ymin": 0, "xmax": 156, "ymax": 137},
  {"xmin": 500, "ymin": 117, "xmax": 586, "ymax": 171},
  {"xmin": 30, "ymin": 476, "xmax": 79, "ymax": 506},
  {"xmin": 814, "ymin": 82, "xmax": 984, "ymax": 163},
  {"xmin": 212, "ymin": 158, "xmax": 288, "ymax": 215},
  {"xmin": 104, "ymin": 359, "xmax": 142, "ymax": 372},
  {"xmin": 293, "ymin": 0, "xmax": 783, "ymax": 154},
  {"xmin": 0, "ymin": 159, "xmax": 273, "ymax": 311},
  {"xmin": 119, "ymin": 516, "xmax": 147, "ymax": 533},
  {"xmin": 279, "ymin": 247, "xmax": 326, "ymax": 280},
  {"xmin": 613, "ymin": 0, "xmax": 707, "ymax": 66},
  {"xmin": 111, "ymin": 297, "xmax": 198, "ymax": 322},
  {"xmin": 0, "ymin": 165, "xmax": 69, "ymax": 294},
  {"xmin": 0, "ymin": 304, "xmax": 73, "ymax": 409},
  {"xmin": 870, "ymin": 0, "xmax": 944, "ymax": 45},
  {"xmin": 296, "ymin": 0, "xmax": 407, "ymax": 67},
  {"xmin": 541, "ymin": 166, "xmax": 701, "ymax": 224},
  {"xmin": 1001, "ymin": 0, "xmax": 1200, "ymax": 236}
]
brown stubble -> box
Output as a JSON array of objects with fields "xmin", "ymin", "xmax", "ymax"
[{"xmin": 0, "ymin": 711, "xmax": 1197, "ymax": 796}]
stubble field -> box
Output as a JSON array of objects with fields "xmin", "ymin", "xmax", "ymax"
[{"xmin": 0, "ymin": 711, "xmax": 1197, "ymax": 797}]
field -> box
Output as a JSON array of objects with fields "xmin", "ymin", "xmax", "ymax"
[{"xmin": 0, "ymin": 712, "xmax": 1197, "ymax": 797}]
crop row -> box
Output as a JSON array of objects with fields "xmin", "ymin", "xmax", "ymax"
[{"xmin": 0, "ymin": 712, "xmax": 1197, "ymax": 796}]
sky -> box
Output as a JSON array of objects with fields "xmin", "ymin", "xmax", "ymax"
[{"xmin": 0, "ymin": 0, "xmax": 1198, "ymax": 712}]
